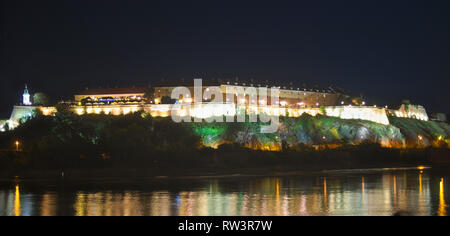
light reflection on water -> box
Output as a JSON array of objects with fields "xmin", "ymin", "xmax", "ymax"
[{"xmin": 0, "ymin": 168, "xmax": 448, "ymax": 216}]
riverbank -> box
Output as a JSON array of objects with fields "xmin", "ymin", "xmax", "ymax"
[
  {"xmin": 0, "ymin": 112, "xmax": 449, "ymax": 183},
  {"xmin": 1, "ymin": 166, "xmax": 448, "ymax": 216},
  {"xmin": 1, "ymin": 149, "xmax": 445, "ymax": 183}
]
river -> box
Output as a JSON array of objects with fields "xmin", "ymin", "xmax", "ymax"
[{"xmin": 0, "ymin": 167, "xmax": 448, "ymax": 216}]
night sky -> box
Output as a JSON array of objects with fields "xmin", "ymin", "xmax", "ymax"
[{"xmin": 1, "ymin": 0, "xmax": 449, "ymax": 117}]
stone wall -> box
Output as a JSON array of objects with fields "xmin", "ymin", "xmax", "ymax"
[
  {"xmin": 0, "ymin": 120, "xmax": 6, "ymax": 132},
  {"xmin": 6, "ymin": 106, "xmax": 57, "ymax": 129},
  {"xmin": 155, "ymin": 85, "xmax": 346, "ymax": 107},
  {"xmin": 388, "ymin": 104, "xmax": 429, "ymax": 121},
  {"xmin": 325, "ymin": 106, "xmax": 390, "ymax": 125},
  {"xmin": 1, "ymin": 103, "xmax": 430, "ymax": 132},
  {"xmin": 8, "ymin": 106, "xmax": 38, "ymax": 128}
]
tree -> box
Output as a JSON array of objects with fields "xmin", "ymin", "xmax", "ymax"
[
  {"xmin": 33, "ymin": 93, "xmax": 50, "ymax": 106},
  {"xmin": 144, "ymin": 87, "xmax": 155, "ymax": 103},
  {"xmin": 401, "ymin": 99, "xmax": 411, "ymax": 105},
  {"xmin": 1, "ymin": 122, "xmax": 9, "ymax": 132},
  {"xmin": 55, "ymin": 103, "xmax": 72, "ymax": 114}
]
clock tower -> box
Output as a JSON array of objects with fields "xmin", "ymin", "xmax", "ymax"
[{"xmin": 23, "ymin": 84, "xmax": 32, "ymax": 106}]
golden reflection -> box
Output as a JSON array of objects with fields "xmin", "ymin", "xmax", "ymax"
[
  {"xmin": 11, "ymin": 172, "xmax": 449, "ymax": 216},
  {"xmin": 323, "ymin": 178, "xmax": 328, "ymax": 210},
  {"xmin": 40, "ymin": 194, "xmax": 57, "ymax": 216},
  {"xmin": 393, "ymin": 176, "xmax": 398, "ymax": 208},
  {"xmin": 439, "ymin": 178, "xmax": 447, "ymax": 216},
  {"xmin": 276, "ymin": 179, "xmax": 280, "ymax": 198},
  {"xmin": 73, "ymin": 191, "xmax": 148, "ymax": 216},
  {"xmin": 362, "ymin": 177, "xmax": 365, "ymax": 195},
  {"xmin": 14, "ymin": 185, "xmax": 20, "ymax": 216},
  {"xmin": 419, "ymin": 173, "xmax": 423, "ymax": 194},
  {"xmin": 275, "ymin": 178, "xmax": 280, "ymax": 216},
  {"xmin": 393, "ymin": 176, "xmax": 397, "ymax": 195}
]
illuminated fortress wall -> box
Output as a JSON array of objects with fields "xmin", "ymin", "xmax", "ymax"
[
  {"xmin": 61, "ymin": 104, "xmax": 391, "ymax": 125},
  {"xmin": 73, "ymin": 105, "xmax": 148, "ymax": 116},
  {"xmin": 3, "ymin": 103, "xmax": 428, "ymax": 131},
  {"xmin": 7, "ymin": 106, "xmax": 39, "ymax": 129},
  {"xmin": 5, "ymin": 106, "xmax": 57, "ymax": 129},
  {"xmin": 0, "ymin": 120, "xmax": 6, "ymax": 132},
  {"xmin": 155, "ymin": 84, "xmax": 346, "ymax": 107},
  {"xmin": 388, "ymin": 104, "xmax": 429, "ymax": 121},
  {"xmin": 325, "ymin": 106, "xmax": 390, "ymax": 125}
]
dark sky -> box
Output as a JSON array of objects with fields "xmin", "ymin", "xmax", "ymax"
[{"xmin": 1, "ymin": 0, "xmax": 449, "ymax": 116}]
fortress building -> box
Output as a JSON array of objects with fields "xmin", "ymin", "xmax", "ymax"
[
  {"xmin": 75, "ymin": 79, "xmax": 349, "ymax": 108},
  {"xmin": 154, "ymin": 79, "xmax": 348, "ymax": 107},
  {"xmin": 1, "ymin": 80, "xmax": 430, "ymax": 131},
  {"xmin": 23, "ymin": 84, "xmax": 32, "ymax": 106}
]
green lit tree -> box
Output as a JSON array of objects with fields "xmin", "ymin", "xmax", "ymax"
[
  {"xmin": 144, "ymin": 87, "xmax": 155, "ymax": 103},
  {"xmin": 33, "ymin": 93, "xmax": 50, "ymax": 106}
]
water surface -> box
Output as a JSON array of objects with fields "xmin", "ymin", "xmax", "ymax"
[{"xmin": 0, "ymin": 168, "xmax": 448, "ymax": 216}]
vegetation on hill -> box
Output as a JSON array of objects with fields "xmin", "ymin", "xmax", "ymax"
[
  {"xmin": 192, "ymin": 114, "xmax": 450, "ymax": 150},
  {"xmin": 0, "ymin": 110, "xmax": 448, "ymax": 172}
]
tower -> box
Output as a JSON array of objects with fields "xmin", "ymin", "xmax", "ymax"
[{"xmin": 23, "ymin": 84, "xmax": 32, "ymax": 106}]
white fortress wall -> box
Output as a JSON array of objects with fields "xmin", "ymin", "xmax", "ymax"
[
  {"xmin": 1, "ymin": 103, "xmax": 430, "ymax": 132},
  {"xmin": 390, "ymin": 104, "xmax": 429, "ymax": 121},
  {"xmin": 8, "ymin": 106, "xmax": 38, "ymax": 129},
  {"xmin": 166, "ymin": 104, "xmax": 390, "ymax": 125},
  {"xmin": 0, "ymin": 120, "xmax": 6, "ymax": 131}
]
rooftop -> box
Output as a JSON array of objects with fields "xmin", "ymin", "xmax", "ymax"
[
  {"xmin": 75, "ymin": 87, "xmax": 149, "ymax": 96},
  {"xmin": 155, "ymin": 79, "xmax": 348, "ymax": 95}
]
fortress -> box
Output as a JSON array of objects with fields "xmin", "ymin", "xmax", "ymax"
[{"xmin": 0, "ymin": 80, "xmax": 429, "ymax": 131}]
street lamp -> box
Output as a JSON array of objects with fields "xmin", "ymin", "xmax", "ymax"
[{"xmin": 15, "ymin": 141, "xmax": 19, "ymax": 151}]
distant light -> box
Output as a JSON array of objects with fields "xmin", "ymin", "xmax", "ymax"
[
  {"xmin": 362, "ymin": 101, "xmax": 366, "ymax": 105},
  {"xmin": 341, "ymin": 101, "xmax": 344, "ymax": 105}
]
